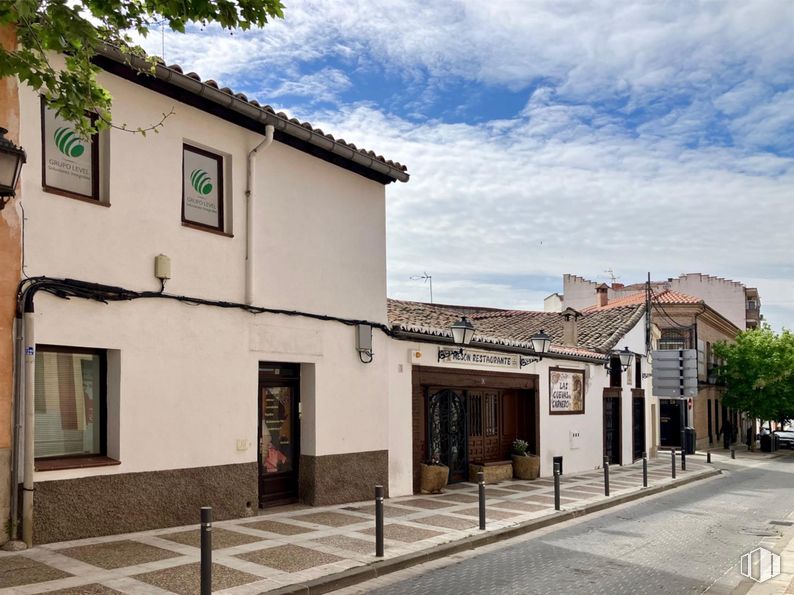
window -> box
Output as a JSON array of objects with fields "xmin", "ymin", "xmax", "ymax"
[
  {"xmin": 182, "ymin": 144, "xmax": 224, "ymax": 231},
  {"xmin": 34, "ymin": 346, "xmax": 106, "ymax": 459},
  {"xmin": 659, "ymin": 328, "xmax": 690, "ymax": 350},
  {"xmin": 41, "ymin": 99, "xmax": 101, "ymax": 202}
]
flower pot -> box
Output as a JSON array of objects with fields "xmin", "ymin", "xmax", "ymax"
[
  {"xmin": 420, "ymin": 463, "xmax": 450, "ymax": 493},
  {"xmin": 512, "ymin": 454, "xmax": 540, "ymax": 480}
]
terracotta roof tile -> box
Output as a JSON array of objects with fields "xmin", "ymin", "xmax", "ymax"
[
  {"xmin": 96, "ymin": 46, "xmax": 409, "ymax": 181},
  {"xmin": 584, "ymin": 289, "xmax": 703, "ymax": 312},
  {"xmin": 387, "ymin": 299, "xmax": 646, "ymax": 358}
]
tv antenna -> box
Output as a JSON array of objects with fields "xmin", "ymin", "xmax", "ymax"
[
  {"xmin": 410, "ymin": 272, "xmax": 433, "ymax": 303},
  {"xmin": 604, "ymin": 268, "xmax": 620, "ymax": 283}
]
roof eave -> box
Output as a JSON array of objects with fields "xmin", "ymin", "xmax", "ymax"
[
  {"xmin": 94, "ymin": 45, "xmax": 410, "ymax": 185},
  {"xmin": 392, "ymin": 329, "xmax": 607, "ymax": 364}
]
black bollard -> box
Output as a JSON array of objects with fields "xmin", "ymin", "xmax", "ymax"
[
  {"xmin": 731, "ymin": 448, "xmax": 736, "ymax": 460},
  {"xmin": 671, "ymin": 449, "xmax": 677, "ymax": 479},
  {"xmin": 375, "ymin": 485, "xmax": 384, "ymax": 557},
  {"xmin": 553, "ymin": 461, "xmax": 561, "ymax": 511},
  {"xmin": 603, "ymin": 456, "xmax": 610, "ymax": 497},
  {"xmin": 642, "ymin": 452, "xmax": 648, "ymax": 488},
  {"xmin": 200, "ymin": 507, "xmax": 212, "ymax": 595},
  {"xmin": 478, "ymin": 471, "xmax": 486, "ymax": 530},
  {"xmin": 707, "ymin": 450, "xmax": 711, "ymax": 464}
]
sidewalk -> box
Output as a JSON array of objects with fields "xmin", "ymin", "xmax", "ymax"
[{"xmin": 0, "ymin": 457, "xmax": 717, "ymax": 595}]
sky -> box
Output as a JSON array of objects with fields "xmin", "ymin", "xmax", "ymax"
[{"xmin": 139, "ymin": 1, "xmax": 794, "ymax": 330}]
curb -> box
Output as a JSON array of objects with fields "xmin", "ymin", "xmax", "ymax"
[{"xmin": 264, "ymin": 467, "xmax": 721, "ymax": 594}]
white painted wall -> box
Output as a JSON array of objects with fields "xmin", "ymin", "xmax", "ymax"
[
  {"xmin": 562, "ymin": 274, "xmax": 599, "ymax": 310},
  {"xmin": 18, "ymin": 67, "xmax": 393, "ymax": 484},
  {"xmin": 19, "ymin": 68, "xmax": 387, "ymax": 324},
  {"xmin": 30, "ymin": 294, "xmax": 391, "ymax": 483},
  {"xmin": 386, "ymin": 314, "xmax": 652, "ymax": 497},
  {"xmin": 669, "ymin": 274, "xmax": 746, "ymax": 330}
]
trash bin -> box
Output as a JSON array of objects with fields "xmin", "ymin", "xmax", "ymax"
[
  {"xmin": 772, "ymin": 434, "xmax": 780, "ymax": 452},
  {"xmin": 684, "ymin": 427, "xmax": 696, "ymax": 454},
  {"xmin": 760, "ymin": 434, "xmax": 772, "ymax": 452}
]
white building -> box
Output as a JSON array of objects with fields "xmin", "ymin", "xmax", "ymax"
[
  {"xmin": 385, "ymin": 299, "xmax": 653, "ymax": 496},
  {"xmin": 7, "ymin": 47, "xmax": 408, "ymax": 544}
]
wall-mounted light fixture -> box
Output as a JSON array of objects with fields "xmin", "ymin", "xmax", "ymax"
[
  {"xmin": 438, "ymin": 316, "xmax": 475, "ymax": 361},
  {"xmin": 605, "ymin": 346, "xmax": 634, "ymax": 373},
  {"xmin": 521, "ymin": 329, "xmax": 552, "ymax": 367},
  {"xmin": 0, "ymin": 127, "xmax": 26, "ymax": 210},
  {"xmin": 356, "ymin": 323, "xmax": 373, "ymax": 363}
]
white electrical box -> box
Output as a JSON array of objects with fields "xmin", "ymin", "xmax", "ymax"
[
  {"xmin": 570, "ymin": 430, "xmax": 582, "ymax": 449},
  {"xmin": 154, "ymin": 254, "xmax": 171, "ymax": 280}
]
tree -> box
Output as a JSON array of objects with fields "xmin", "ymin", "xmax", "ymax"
[
  {"xmin": 714, "ymin": 326, "xmax": 794, "ymax": 425},
  {"xmin": 0, "ymin": 0, "xmax": 284, "ymax": 136}
]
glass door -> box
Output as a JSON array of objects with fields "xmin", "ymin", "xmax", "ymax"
[{"xmin": 258, "ymin": 364, "xmax": 300, "ymax": 507}]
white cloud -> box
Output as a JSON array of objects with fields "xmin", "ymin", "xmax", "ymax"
[
  {"xmin": 307, "ymin": 104, "xmax": 794, "ymax": 329},
  {"xmin": 132, "ymin": 1, "xmax": 794, "ymax": 330},
  {"xmin": 267, "ymin": 68, "xmax": 352, "ymax": 103}
]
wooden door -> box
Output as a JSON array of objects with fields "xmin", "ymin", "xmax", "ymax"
[
  {"xmin": 603, "ymin": 396, "xmax": 621, "ymax": 465},
  {"xmin": 258, "ymin": 364, "xmax": 300, "ymax": 507},
  {"xmin": 468, "ymin": 390, "xmax": 502, "ymax": 462}
]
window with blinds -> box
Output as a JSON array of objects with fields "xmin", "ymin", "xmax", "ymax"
[{"xmin": 34, "ymin": 347, "xmax": 105, "ymax": 459}]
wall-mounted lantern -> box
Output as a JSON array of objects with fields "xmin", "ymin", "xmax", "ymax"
[
  {"xmin": 605, "ymin": 346, "xmax": 634, "ymax": 373},
  {"xmin": 0, "ymin": 127, "xmax": 26, "ymax": 210}
]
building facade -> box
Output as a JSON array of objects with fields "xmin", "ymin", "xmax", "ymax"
[
  {"xmin": 581, "ymin": 288, "xmax": 743, "ymax": 452},
  {"xmin": 3, "ymin": 48, "xmax": 409, "ymax": 544},
  {"xmin": 386, "ymin": 299, "xmax": 652, "ymax": 497}
]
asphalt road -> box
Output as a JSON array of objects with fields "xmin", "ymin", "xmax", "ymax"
[{"xmin": 348, "ymin": 453, "xmax": 794, "ymax": 595}]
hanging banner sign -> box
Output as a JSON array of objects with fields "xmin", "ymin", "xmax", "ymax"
[
  {"xmin": 183, "ymin": 144, "xmax": 224, "ymax": 229},
  {"xmin": 41, "ymin": 103, "xmax": 98, "ymax": 199},
  {"xmin": 436, "ymin": 347, "xmax": 519, "ymax": 369},
  {"xmin": 549, "ymin": 367, "xmax": 585, "ymax": 414}
]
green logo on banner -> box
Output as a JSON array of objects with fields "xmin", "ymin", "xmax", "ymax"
[
  {"xmin": 54, "ymin": 127, "xmax": 86, "ymax": 158},
  {"xmin": 190, "ymin": 169, "xmax": 213, "ymax": 195}
]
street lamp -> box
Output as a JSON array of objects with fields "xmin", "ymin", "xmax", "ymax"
[
  {"xmin": 0, "ymin": 127, "xmax": 26, "ymax": 210},
  {"xmin": 521, "ymin": 329, "xmax": 552, "ymax": 367},
  {"xmin": 438, "ymin": 316, "xmax": 475, "ymax": 361}
]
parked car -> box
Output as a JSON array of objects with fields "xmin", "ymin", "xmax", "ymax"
[{"xmin": 773, "ymin": 430, "xmax": 794, "ymax": 449}]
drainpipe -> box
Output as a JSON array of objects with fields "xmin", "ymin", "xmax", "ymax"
[
  {"xmin": 9, "ymin": 315, "xmax": 23, "ymax": 542},
  {"xmin": 245, "ymin": 125, "xmax": 274, "ymax": 305},
  {"xmin": 21, "ymin": 308, "xmax": 34, "ymax": 546}
]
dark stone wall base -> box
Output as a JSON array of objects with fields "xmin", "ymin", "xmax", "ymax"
[
  {"xmin": 34, "ymin": 462, "xmax": 257, "ymax": 544},
  {"xmin": 299, "ymin": 450, "xmax": 388, "ymax": 506}
]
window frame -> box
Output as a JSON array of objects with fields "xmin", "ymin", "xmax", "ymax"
[
  {"xmin": 182, "ymin": 143, "xmax": 225, "ymax": 233},
  {"xmin": 34, "ymin": 344, "xmax": 108, "ymax": 464},
  {"xmin": 40, "ymin": 98, "xmax": 101, "ymax": 203}
]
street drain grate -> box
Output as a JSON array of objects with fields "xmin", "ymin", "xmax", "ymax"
[
  {"xmin": 740, "ymin": 527, "xmax": 779, "ymax": 536},
  {"xmin": 769, "ymin": 520, "xmax": 794, "ymax": 526}
]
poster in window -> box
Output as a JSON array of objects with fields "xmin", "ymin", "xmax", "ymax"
[
  {"xmin": 549, "ymin": 368, "xmax": 585, "ymax": 414},
  {"xmin": 183, "ymin": 144, "xmax": 223, "ymax": 229},
  {"xmin": 41, "ymin": 102, "xmax": 99, "ymax": 200}
]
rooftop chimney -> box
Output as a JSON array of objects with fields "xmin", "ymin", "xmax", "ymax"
[
  {"xmin": 596, "ymin": 283, "xmax": 609, "ymax": 308},
  {"xmin": 561, "ymin": 307, "xmax": 581, "ymax": 347},
  {"xmin": 612, "ymin": 283, "xmax": 624, "ymax": 290}
]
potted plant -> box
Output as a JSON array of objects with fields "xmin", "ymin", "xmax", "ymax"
[
  {"xmin": 511, "ymin": 439, "xmax": 540, "ymax": 480},
  {"xmin": 420, "ymin": 453, "xmax": 450, "ymax": 493}
]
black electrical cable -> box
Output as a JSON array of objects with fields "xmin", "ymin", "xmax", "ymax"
[{"xmin": 17, "ymin": 276, "xmax": 395, "ymax": 336}]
